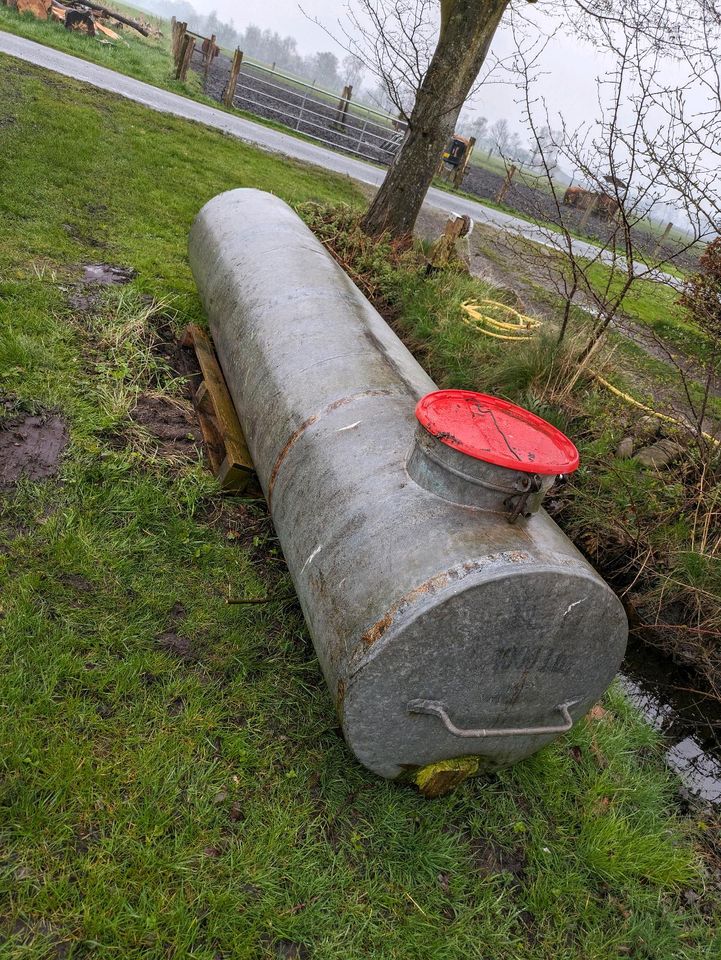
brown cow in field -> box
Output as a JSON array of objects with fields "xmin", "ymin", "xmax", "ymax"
[{"xmin": 563, "ymin": 186, "xmax": 620, "ymax": 222}]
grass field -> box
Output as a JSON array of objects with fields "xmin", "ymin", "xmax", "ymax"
[
  {"xmin": 1, "ymin": 56, "xmax": 720, "ymax": 959},
  {"xmin": 465, "ymin": 222, "xmax": 714, "ymax": 382},
  {"xmin": 583, "ymin": 263, "xmax": 715, "ymax": 366}
]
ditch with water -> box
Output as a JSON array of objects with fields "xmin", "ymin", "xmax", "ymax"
[{"xmin": 622, "ymin": 638, "xmax": 721, "ymax": 805}]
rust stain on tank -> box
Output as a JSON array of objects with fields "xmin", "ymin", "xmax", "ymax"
[
  {"xmin": 335, "ymin": 676, "xmax": 346, "ymax": 720},
  {"xmin": 361, "ymin": 569, "xmax": 454, "ymax": 648},
  {"xmin": 266, "ymin": 389, "xmax": 401, "ymax": 506},
  {"xmin": 361, "ymin": 610, "xmax": 395, "ymax": 648},
  {"xmin": 359, "ymin": 554, "xmax": 532, "ymax": 650},
  {"xmin": 267, "ymin": 415, "xmax": 318, "ymax": 506},
  {"xmin": 502, "ymin": 551, "xmax": 529, "ymax": 563}
]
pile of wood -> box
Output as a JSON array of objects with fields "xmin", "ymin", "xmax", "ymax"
[{"xmin": 7, "ymin": 0, "xmax": 151, "ymax": 42}]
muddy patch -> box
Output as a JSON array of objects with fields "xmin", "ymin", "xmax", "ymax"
[
  {"xmin": 465, "ymin": 836, "xmax": 527, "ymax": 881},
  {"xmin": 68, "ymin": 262, "xmax": 136, "ymax": 311},
  {"xmin": 130, "ymin": 393, "xmax": 202, "ymax": 460},
  {"xmin": 81, "ymin": 264, "xmax": 136, "ymax": 285},
  {"xmin": 151, "ymin": 321, "xmax": 200, "ymax": 383},
  {"xmin": 204, "ymin": 499, "xmax": 272, "ymax": 551},
  {"xmin": 155, "ymin": 603, "xmax": 200, "ymax": 663},
  {"xmin": 0, "ymin": 414, "xmax": 69, "ymax": 487},
  {"xmin": 58, "ymin": 573, "xmax": 93, "ymax": 593},
  {"xmin": 156, "ymin": 631, "xmax": 198, "ymax": 662}
]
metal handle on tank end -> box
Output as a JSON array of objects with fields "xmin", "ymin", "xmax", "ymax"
[{"xmin": 407, "ymin": 698, "xmax": 580, "ymax": 738}]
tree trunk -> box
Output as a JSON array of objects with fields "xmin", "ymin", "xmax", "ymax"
[{"xmin": 361, "ymin": 0, "xmax": 510, "ymax": 238}]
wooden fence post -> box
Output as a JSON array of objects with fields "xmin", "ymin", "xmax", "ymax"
[
  {"xmin": 579, "ymin": 194, "xmax": 598, "ymax": 230},
  {"xmin": 176, "ymin": 34, "xmax": 195, "ymax": 82},
  {"xmin": 175, "ymin": 32, "xmax": 188, "ymax": 76},
  {"xmin": 453, "ymin": 136, "xmax": 476, "ymax": 188},
  {"xmin": 651, "ymin": 221, "xmax": 674, "ymax": 259},
  {"xmin": 336, "ymin": 84, "xmax": 352, "ymax": 126},
  {"xmin": 223, "ymin": 48, "xmax": 243, "ymax": 107},
  {"xmin": 172, "ymin": 21, "xmax": 187, "ymax": 65},
  {"xmin": 495, "ymin": 163, "xmax": 517, "ymax": 204},
  {"xmin": 203, "ymin": 34, "xmax": 216, "ymax": 77}
]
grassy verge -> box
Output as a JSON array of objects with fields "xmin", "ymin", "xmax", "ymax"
[
  {"xmin": 471, "ymin": 221, "xmax": 710, "ymax": 374},
  {"xmin": 0, "ymin": 3, "xmax": 189, "ymax": 91},
  {"xmin": 0, "ymin": 3, "xmax": 329, "ymax": 145},
  {"xmin": 505, "ymin": 258, "xmax": 721, "ymax": 421},
  {"xmin": 1, "ymin": 58, "xmax": 719, "ymax": 958},
  {"xmin": 583, "ymin": 262, "xmax": 716, "ymax": 366}
]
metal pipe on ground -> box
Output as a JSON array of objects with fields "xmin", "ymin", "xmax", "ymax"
[{"xmin": 189, "ymin": 189, "xmax": 627, "ymax": 783}]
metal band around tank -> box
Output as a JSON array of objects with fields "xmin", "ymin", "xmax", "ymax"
[{"xmin": 415, "ymin": 441, "xmax": 525, "ymax": 495}]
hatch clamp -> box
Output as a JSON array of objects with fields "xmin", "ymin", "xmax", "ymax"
[{"xmin": 504, "ymin": 472, "xmax": 543, "ymax": 524}]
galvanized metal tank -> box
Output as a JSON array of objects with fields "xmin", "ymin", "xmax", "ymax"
[{"xmin": 189, "ymin": 189, "xmax": 628, "ymax": 780}]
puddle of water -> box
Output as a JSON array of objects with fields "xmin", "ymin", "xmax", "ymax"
[
  {"xmin": 621, "ymin": 637, "xmax": 721, "ymax": 804},
  {"xmin": 82, "ymin": 264, "xmax": 135, "ymax": 285}
]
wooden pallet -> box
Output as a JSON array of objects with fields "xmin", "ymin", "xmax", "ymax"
[{"xmin": 183, "ymin": 324, "xmax": 255, "ymax": 492}]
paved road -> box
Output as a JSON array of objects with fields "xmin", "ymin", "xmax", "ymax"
[
  {"xmin": 0, "ymin": 31, "xmax": 605, "ymax": 253},
  {"xmin": 0, "ymin": 30, "xmax": 679, "ymax": 286}
]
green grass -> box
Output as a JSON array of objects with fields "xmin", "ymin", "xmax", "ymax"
[
  {"xmin": 508, "ymin": 259, "xmax": 721, "ymax": 419},
  {"xmin": 1, "ymin": 58, "xmax": 719, "ymax": 958},
  {"xmin": 0, "ymin": 3, "xmax": 327, "ymax": 146},
  {"xmin": 472, "ymin": 225, "xmax": 710, "ymax": 372},
  {"xmin": 583, "ymin": 263, "xmax": 716, "ymax": 367}
]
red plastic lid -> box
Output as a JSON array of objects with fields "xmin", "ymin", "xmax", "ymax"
[{"xmin": 415, "ymin": 390, "xmax": 579, "ymax": 475}]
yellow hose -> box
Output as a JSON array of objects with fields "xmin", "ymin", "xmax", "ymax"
[
  {"xmin": 476, "ymin": 299, "xmax": 542, "ymax": 329},
  {"xmin": 460, "ymin": 299, "xmax": 539, "ymax": 341},
  {"xmin": 462, "ymin": 299, "xmax": 541, "ymax": 332},
  {"xmin": 463, "ymin": 305, "xmax": 527, "ymax": 332},
  {"xmin": 459, "ymin": 315, "xmax": 533, "ymax": 341},
  {"xmin": 457, "ymin": 300, "xmax": 719, "ymax": 447},
  {"xmin": 590, "ymin": 373, "xmax": 719, "ymax": 446}
]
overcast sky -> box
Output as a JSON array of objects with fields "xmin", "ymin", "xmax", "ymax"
[{"xmin": 188, "ymin": 0, "xmax": 609, "ymax": 136}]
